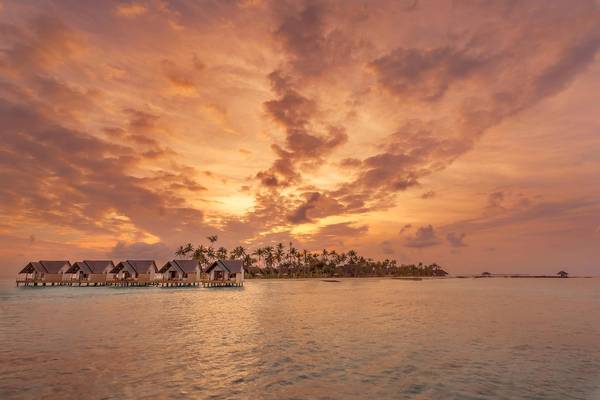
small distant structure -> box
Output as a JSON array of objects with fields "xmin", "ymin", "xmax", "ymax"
[
  {"xmin": 67, "ymin": 260, "xmax": 116, "ymax": 283},
  {"xmin": 205, "ymin": 259, "xmax": 244, "ymax": 283},
  {"xmin": 481, "ymin": 271, "xmax": 492, "ymax": 277},
  {"xmin": 18, "ymin": 261, "xmax": 71, "ymax": 283},
  {"xmin": 111, "ymin": 260, "xmax": 158, "ymax": 282},
  {"xmin": 557, "ymin": 270, "xmax": 569, "ymax": 278},
  {"xmin": 159, "ymin": 260, "xmax": 203, "ymax": 281}
]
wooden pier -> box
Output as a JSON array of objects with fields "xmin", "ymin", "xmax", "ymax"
[{"xmin": 16, "ymin": 279, "xmax": 243, "ymax": 288}]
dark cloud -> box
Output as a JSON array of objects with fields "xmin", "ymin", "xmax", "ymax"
[
  {"xmin": 109, "ymin": 241, "xmax": 172, "ymax": 262},
  {"xmin": 488, "ymin": 191, "xmax": 505, "ymax": 209},
  {"xmin": 0, "ymin": 98, "xmax": 207, "ymax": 237},
  {"xmin": 161, "ymin": 59, "xmax": 197, "ymax": 90},
  {"xmin": 257, "ymin": 71, "xmax": 348, "ymax": 188},
  {"xmin": 448, "ymin": 198, "xmax": 600, "ymax": 234},
  {"xmin": 317, "ymin": 221, "xmax": 368, "ymax": 238},
  {"xmin": 380, "ymin": 240, "xmax": 395, "ymax": 255},
  {"xmin": 399, "ymin": 224, "xmax": 412, "ymax": 234},
  {"xmin": 287, "ymin": 191, "xmax": 345, "ymax": 224},
  {"xmin": 125, "ymin": 108, "xmax": 161, "ymax": 132},
  {"xmin": 371, "ymin": 47, "xmax": 488, "ymax": 101},
  {"xmin": 339, "ymin": 157, "xmax": 362, "ymax": 168},
  {"xmin": 273, "ymin": 1, "xmax": 359, "ymax": 78},
  {"xmin": 446, "ymin": 232, "xmax": 467, "ymax": 248},
  {"xmin": 0, "ymin": 15, "xmax": 84, "ymax": 73},
  {"xmin": 404, "ymin": 225, "xmax": 441, "ymax": 248}
]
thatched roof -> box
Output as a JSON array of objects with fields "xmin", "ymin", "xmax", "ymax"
[
  {"xmin": 159, "ymin": 260, "xmax": 201, "ymax": 274},
  {"xmin": 67, "ymin": 260, "xmax": 115, "ymax": 274},
  {"xmin": 19, "ymin": 262, "xmax": 44, "ymax": 274},
  {"xmin": 111, "ymin": 260, "xmax": 157, "ymax": 274},
  {"xmin": 19, "ymin": 261, "xmax": 70, "ymax": 274},
  {"xmin": 206, "ymin": 259, "xmax": 243, "ymax": 274}
]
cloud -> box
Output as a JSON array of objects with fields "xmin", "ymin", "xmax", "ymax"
[
  {"xmin": 421, "ymin": 191, "xmax": 435, "ymax": 199},
  {"xmin": 1, "ymin": 15, "xmax": 84, "ymax": 73},
  {"xmin": 488, "ymin": 191, "xmax": 505, "ymax": 209},
  {"xmin": 399, "ymin": 224, "xmax": 412, "ymax": 234},
  {"xmin": 109, "ymin": 241, "xmax": 172, "ymax": 261},
  {"xmin": 446, "ymin": 232, "xmax": 467, "ymax": 248},
  {"xmin": 404, "ymin": 225, "xmax": 441, "ymax": 248},
  {"xmin": 287, "ymin": 191, "xmax": 344, "ymax": 224},
  {"xmin": 317, "ymin": 221, "xmax": 368, "ymax": 238},
  {"xmin": 114, "ymin": 3, "xmax": 148, "ymax": 18},
  {"xmin": 257, "ymin": 70, "xmax": 348, "ymax": 188},
  {"xmin": 273, "ymin": 1, "xmax": 359, "ymax": 78},
  {"xmin": 370, "ymin": 46, "xmax": 488, "ymax": 101},
  {"xmin": 449, "ymin": 198, "xmax": 600, "ymax": 234},
  {"xmin": 380, "ymin": 240, "xmax": 395, "ymax": 255}
]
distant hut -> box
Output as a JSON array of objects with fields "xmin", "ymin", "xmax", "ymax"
[
  {"xmin": 557, "ymin": 270, "xmax": 569, "ymax": 278},
  {"xmin": 18, "ymin": 261, "xmax": 71, "ymax": 282},
  {"xmin": 67, "ymin": 260, "xmax": 116, "ymax": 282},
  {"xmin": 481, "ymin": 272, "xmax": 492, "ymax": 277},
  {"xmin": 205, "ymin": 260, "xmax": 244, "ymax": 283},
  {"xmin": 111, "ymin": 260, "xmax": 158, "ymax": 282},
  {"xmin": 159, "ymin": 260, "xmax": 203, "ymax": 281}
]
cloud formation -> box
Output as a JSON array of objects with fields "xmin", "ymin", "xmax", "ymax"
[
  {"xmin": 404, "ymin": 225, "xmax": 441, "ymax": 248},
  {"xmin": 1, "ymin": 0, "xmax": 599, "ymax": 275}
]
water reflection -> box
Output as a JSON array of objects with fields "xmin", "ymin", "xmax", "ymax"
[{"xmin": 1, "ymin": 279, "xmax": 600, "ymax": 399}]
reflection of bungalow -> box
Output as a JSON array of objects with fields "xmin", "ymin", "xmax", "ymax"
[
  {"xmin": 18, "ymin": 261, "xmax": 71, "ymax": 282},
  {"xmin": 67, "ymin": 260, "xmax": 116, "ymax": 282},
  {"xmin": 111, "ymin": 260, "xmax": 158, "ymax": 282},
  {"xmin": 159, "ymin": 260, "xmax": 203, "ymax": 281},
  {"xmin": 205, "ymin": 260, "xmax": 244, "ymax": 282}
]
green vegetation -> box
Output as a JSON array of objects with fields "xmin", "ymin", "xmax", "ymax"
[{"xmin": 176, "ymin": 236, "xmax": 449, "ymax": 278}]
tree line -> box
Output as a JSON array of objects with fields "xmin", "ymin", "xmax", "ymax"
[{"xmin": 176, "ymin": 236, "xmax": 449, "ymax": 278}]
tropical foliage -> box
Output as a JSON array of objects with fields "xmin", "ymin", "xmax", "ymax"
[{"xmin": 176, "ymin": 237, "xmax": 449, "ymax": 278}]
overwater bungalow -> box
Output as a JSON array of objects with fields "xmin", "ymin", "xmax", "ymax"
[
  {"xmin": 159, "ymin": 260, "xmax": 203, "ymax": 281},
  {"xmin": 18, "ymin": 260, "xmax": 71, "ymax": 283},
  {"xmin": 205, "ymin": 259, "xmax": 244, "ymax": 283},
  {"xmin": 111, "ymin": 260, "xmax": 158, "ymax": 282},
  {"xmin": 67, "ymin": 260, "xmax": 116, "ymax": 282}
]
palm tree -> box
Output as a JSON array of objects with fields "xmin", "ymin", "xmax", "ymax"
[
  {"xmin": 321, "ymin": 249, "xmax": 329, "ymax": 263},
  {"xmin": 253, "ymin": 248, "xmax": 265, "ymax": 268},
  {"xmin": 207, "ymin": 235, "xmax": 218, "ymax": 244},
  {"xmin": 347, "ymin": 250, "xmax": 357, "ymax": 264},
  {"xmin": 216, "ymin": 246, "xmax": 228, "ymax": 260},
  {"xmin": 275, "ymin": 243, "xmax": 285, "ymax": 267},
  {"xmin": 205, "ymin": 246, "xmax": 216, "ymax": 262},
  {"xmin": 231, "ymin": 246, "xmax": 246, "ymax": 260},
  {"xmin": 175, "ymin": 243, "xmax": 194, "ymax": 258},
  {"xmin": 175, "ymin": 245, "xmax": 186, "ymax": 258},
  {"xmin": 243, "ymin": 254, "xmax": 255, "ymax": 268},
  {"xmin": 192, "ymin": 245, "xmax": 209, "ymax": 267},
  {"xmin": 264, "ymin": 246, "xmax": 275, "ymax": 268}
]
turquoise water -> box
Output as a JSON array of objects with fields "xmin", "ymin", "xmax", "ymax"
[{"xmin": 1, "ymin": 278, "xmax": 599, "ymax": 399}]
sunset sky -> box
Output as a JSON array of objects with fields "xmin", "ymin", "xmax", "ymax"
[{"xmin": 1, "ymin": 0, "xmax": 599, "ymax": 276}]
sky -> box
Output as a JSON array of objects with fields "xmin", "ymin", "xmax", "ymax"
[{"xmin": 1, "ymin": 0, "xmax": 599, "ymax": 276}]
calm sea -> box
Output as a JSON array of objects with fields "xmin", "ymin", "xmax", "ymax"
[{"xmin": 1, "ymin": 278, "xmax": 599, "ymax": 399}]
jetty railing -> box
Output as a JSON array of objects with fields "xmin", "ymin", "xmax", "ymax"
[{"xmin": 16, "ymin": 277, "xmax": 243, "ymax": 288}]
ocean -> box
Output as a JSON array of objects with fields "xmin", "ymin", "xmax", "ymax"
[{"xmin": 1, "ymin": 278, "xmax": 599, "ymax": 399}]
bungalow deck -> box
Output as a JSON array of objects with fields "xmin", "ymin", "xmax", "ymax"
[{"xmin": 16, "ymin": 279, "xmax": 243, "ymax": 288}]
